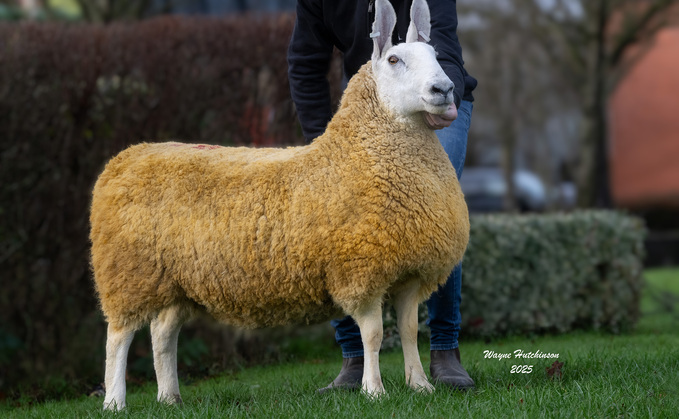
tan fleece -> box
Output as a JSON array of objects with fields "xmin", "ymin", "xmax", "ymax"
[{"xmin": 90, "ymin": 63, "xmax": 469, "ymax": 331}]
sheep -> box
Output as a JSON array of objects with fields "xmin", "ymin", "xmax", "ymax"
[{"xmin": 90, "ymin": 0, "xmax": 469, "ymax": 410}]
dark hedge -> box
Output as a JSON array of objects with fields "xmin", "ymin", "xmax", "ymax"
[{"xmin": 0, "ymin": 14, "xmax": 345, "ymax": 393}]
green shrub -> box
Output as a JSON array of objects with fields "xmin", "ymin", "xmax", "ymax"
[{"xmin": 384, "ymin": 210, "xmax": 646, "ymax": 347}]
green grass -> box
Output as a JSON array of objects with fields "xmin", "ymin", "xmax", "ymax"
[
  {"xmin": 638, "ymin": 267, "xmax": 679, "ymax": 334},
  {"xmin": 3, "ymin": 268, "xmax": 678, "ymax": 418}
]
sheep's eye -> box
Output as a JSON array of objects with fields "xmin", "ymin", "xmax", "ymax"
[{"xmin": 388, "ymin": 55, "xmax": 399, "ymax": 65}]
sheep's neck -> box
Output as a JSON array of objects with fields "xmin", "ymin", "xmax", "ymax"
[{"xmin": 321, "ymin": 64, "xmax": 435, "ymax": 154}]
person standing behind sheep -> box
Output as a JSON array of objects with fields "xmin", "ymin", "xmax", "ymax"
[{"xmin": 288, "ymin": 0, "xmax": 477, "ymax": 392}]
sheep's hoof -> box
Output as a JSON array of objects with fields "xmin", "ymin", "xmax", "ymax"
[
  {"xmin": 158, "ymin": 394, "xmax": 183, "ymax": 405},
  {"xmin": 102, "ymin": 399, "xmax": 125, "ymax": 411},
  {"xmin": 361, "ymin": 383, "xmax": 387, "ymax": 400},
  {"xmin": 411, "ymin": 380, "xmax": 435, "ymax": 394}
]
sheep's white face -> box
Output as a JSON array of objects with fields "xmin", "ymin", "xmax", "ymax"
[
  {"xmin": 370, "ymin": 0, "xmax": 454, "ymax": 121},
  {"xmin": 373, "ymin": 42, "xmax": 454, "ymax": 118}
]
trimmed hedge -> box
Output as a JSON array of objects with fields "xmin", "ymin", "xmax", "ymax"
[
  {"xmin": 462, "ymin": 210, "xmax": 645, "ymax": 336},
  {"xmin": 384, "ymin": 210, "xmax": 646, "ymax": 348}
]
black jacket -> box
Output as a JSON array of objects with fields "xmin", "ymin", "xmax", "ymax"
[{"xmin": 288, "ymin": 0, "xmax": 477, "ymax": 141}]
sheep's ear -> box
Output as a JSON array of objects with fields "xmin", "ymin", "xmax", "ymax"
[
  {"xmin": 406, "ymin": 0, "xmax": 431, "ymax": 43},
  {"xmin": 371, "ymin": 0, "xmax": 396, "ymax": 60}
]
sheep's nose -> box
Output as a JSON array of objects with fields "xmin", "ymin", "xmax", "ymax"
[{"xmin": 431, "ymin": 82, "xmax": 454, "ymax": 98}]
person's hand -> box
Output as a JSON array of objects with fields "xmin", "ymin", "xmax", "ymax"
[{"xmin": 423, "ymin": 103, "xmax": 458, "ymax": 130}]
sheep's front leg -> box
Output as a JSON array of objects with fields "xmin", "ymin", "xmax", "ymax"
[
  {"xmin": 393, "ymin": 283, "xmax": 434, "ymax": 393},
  {"xmin": 103, "ymin": 324, "xmax": 135, "ymax": 410},
  {"xmin": 150, "ymin": 306, "xmax": 187, "ymax": 405},
  {"xmin": 351, "ymin": 297, "xmax": 386, "ymax": 398}
]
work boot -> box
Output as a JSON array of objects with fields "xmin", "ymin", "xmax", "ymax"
[
  {"xmin": 318, "ymin": 356, "xmax": 364, "ymax": 394},
  {"xmin": 430, "ymin": 348, "xmax": 475, "ymax": 390}
]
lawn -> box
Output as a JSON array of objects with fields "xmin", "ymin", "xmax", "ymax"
[{"xmin": 3, "ymin": 268, "xmax": 677, "ymax": 418}]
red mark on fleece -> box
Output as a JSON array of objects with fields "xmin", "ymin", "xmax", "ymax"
[
  {"xmin": 191, "ymin": 144, "xmax": 221, "ymax": 150},
  {"xmin": 169, "ymin": 143, "xmax": 222, "ymax": 150}
]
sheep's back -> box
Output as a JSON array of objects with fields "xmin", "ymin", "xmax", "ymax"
[{"xmin": 90, "ymin": 142, "xmax": 341, "ymax": 328}]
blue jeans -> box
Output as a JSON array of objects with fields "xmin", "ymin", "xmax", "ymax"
[{"xmin": 332, "ymin": 100, "xmax": 473, "ymax": 357}]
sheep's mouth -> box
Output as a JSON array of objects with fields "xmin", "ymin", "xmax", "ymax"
[{"xmin": 421, "ymin": 97, "xmax": 452, "ymax": 113}]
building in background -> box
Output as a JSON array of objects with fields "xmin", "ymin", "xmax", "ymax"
[
  {"xmin": 609, "ymin": 27, "xmax": 679, "ymax": 210},
  {"xmin": 609, "ymin": 26, "xmax": 679, "ymax": 266}
]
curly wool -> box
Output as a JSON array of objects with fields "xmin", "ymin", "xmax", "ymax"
[{"xmin": 90, "ymin": 63, "xmax": 469, "ymax": 331}]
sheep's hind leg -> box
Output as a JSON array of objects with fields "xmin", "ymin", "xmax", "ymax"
[
  {"xmin": 393, "ymin": 283, "xmax": 434, "ymax": 393},
  {"xmin": 150, "ymin": 305, "xmax": 188, "ymax": 405},
  {"xmin": 350, "ymin": 296, "xmax": 386, "ymax": 398},
  {"xmin": 103, "ymin": 324, "xmax": 135, "ymax": 410}
]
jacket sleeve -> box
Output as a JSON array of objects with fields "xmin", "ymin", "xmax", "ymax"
[
  {"xmin": 287, "ymin": 0, "xmax": 335, "ymax": 142},
  {"xmin": 428, "ymin": 0, "xmax": 466, "ymax": 109}
]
